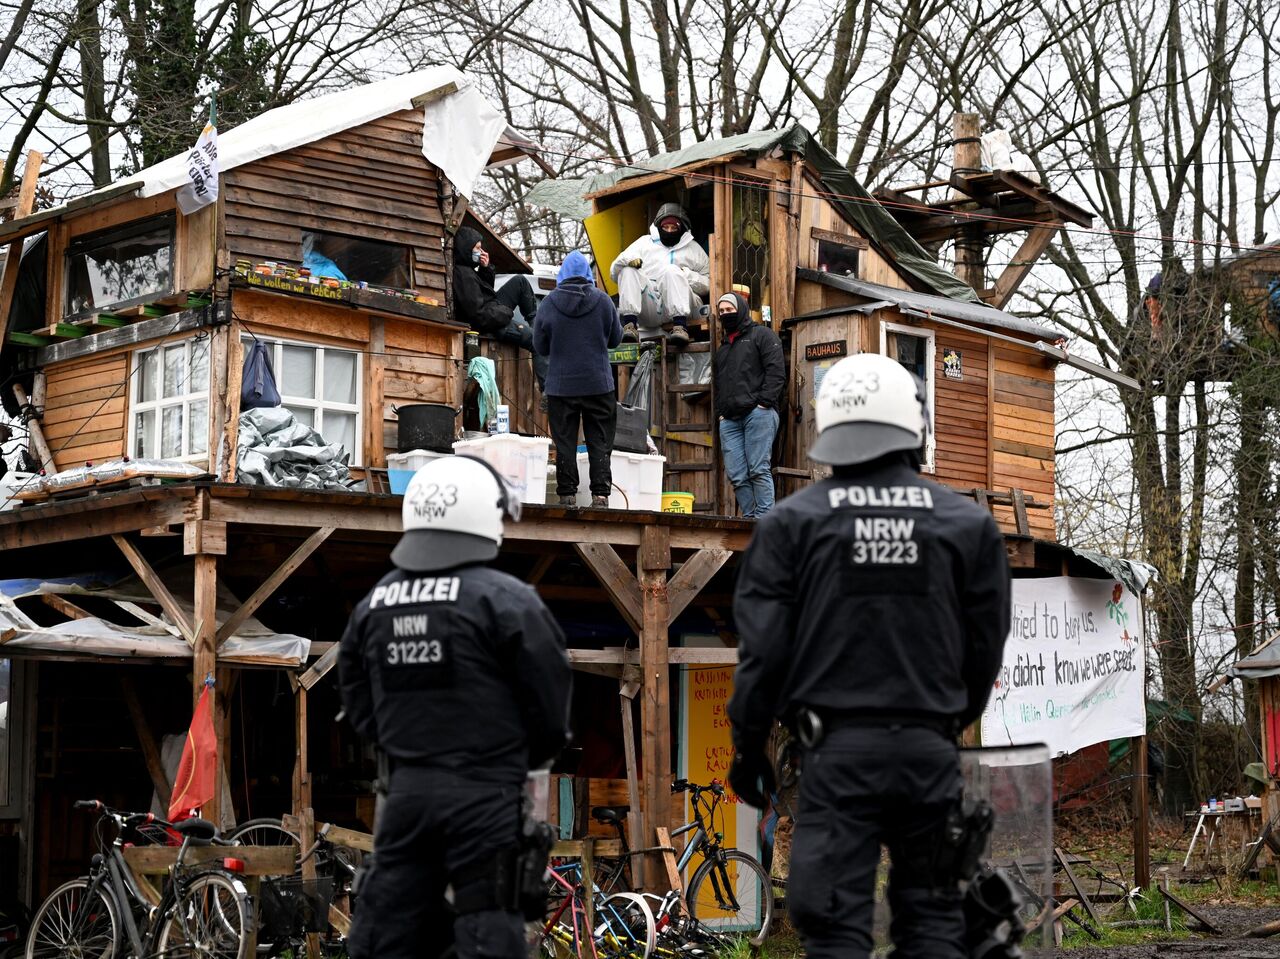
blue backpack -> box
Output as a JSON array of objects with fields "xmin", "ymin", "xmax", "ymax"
[{"xmin": 241, "ymin": 340, "xmax": 281, "ymax": 410}]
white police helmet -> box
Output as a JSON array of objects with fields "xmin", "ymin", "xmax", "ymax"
[
  {"xmin": 391, "ymin": 455, "xmax": 520, "ymax": 572},
  {"xmin": 809, "ymin": 352, "xmax": 928, "ymax": 466}
]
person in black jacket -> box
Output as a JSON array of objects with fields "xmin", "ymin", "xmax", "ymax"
[
  {"xmin": 339, "ymin": 455, "xmax": 572, "ymax": 959},
  {"xmin": 534, "ymin": 251, "xmax": 623, "ymax": 507},
  {"xmin": 452, "ymin": 226, "xmax": 548, "ymax": 395},
  {"xmin": 713, "ymin": 292, "xmax": 785, "ymax": 517},
  {"xmin": 727, "ymin": 352, "xmax": 1011, "ymax": 959}
]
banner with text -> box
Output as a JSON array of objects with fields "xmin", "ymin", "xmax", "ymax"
[{"xmin": 981, "ymin": 577, "xmax": 1145, "ymax": 757}]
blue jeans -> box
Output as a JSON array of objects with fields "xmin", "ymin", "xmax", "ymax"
[{"xmin": 719, "ymin": 406, "xmax": 778, "ymax": 518}]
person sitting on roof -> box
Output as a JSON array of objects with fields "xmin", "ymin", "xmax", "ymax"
[
  {"xmin": 453, "ymin": 226, "xmax": 548, "ymax": 397},
  {"xmin": 609, "ymin": 203, "xmax": 709, "ymax": 347}
]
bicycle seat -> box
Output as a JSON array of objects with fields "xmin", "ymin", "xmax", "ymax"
[
  {"xmin": 591, "ymin": 805, "xmax": 630, "ymax": 825},
  {"xmin": 172, "ymin": 818, "xmax": 218, "ymax": 846}
]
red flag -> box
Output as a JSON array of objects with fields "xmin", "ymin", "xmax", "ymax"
[{"xmin": 169, "ymin": 684, "xmax": 216, "ymax": 821}]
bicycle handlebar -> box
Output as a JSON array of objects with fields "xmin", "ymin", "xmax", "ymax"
[
  {"xmin": 75, "ymin": 800, "xmax": 170, "ymax": 829},
  {"xmin": 670, "ymin": 779, "xmax": 725, "ymax": 797}
]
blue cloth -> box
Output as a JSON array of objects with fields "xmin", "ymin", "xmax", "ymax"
[
  {"xmin": 719, "ymin": 405, "xmax": 778, "ymax": 518},
  {"xmin": 533, "ymin": 277, "xmax": 622, "ymax": 397},
  {"xmin": 557, "ymin": 250, "xmax": 594, "ymax": 285},
  {"xmin": 466, "ymin": 356, "xmax": 499, "ymax": 428},
  {"xmin": 304, "ymin": 248, "xmax": 347, "ymax": 281}
]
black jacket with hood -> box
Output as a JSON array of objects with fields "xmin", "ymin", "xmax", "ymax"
[
  {"xmin": 713, "ymin": 292, "xmax": 786, "ymax": 419},
  {"xmin": 452, "ymin": 226, "xmax": 512, "ymax": 334}
]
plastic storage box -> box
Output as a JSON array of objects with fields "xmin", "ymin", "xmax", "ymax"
[
  {"xmin": 453, "ymin": 434, "xmax": 551, "ymax": 506},
  {"xmin": 575, "ymin": 450, "xmax": 665, "ymax": 510},
  {"xmin": 386, "ymin": 449, "xmax": 451, "ymax": 495}
]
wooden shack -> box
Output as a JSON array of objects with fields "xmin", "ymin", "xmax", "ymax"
[
  {"xmin": 529, "ymin": 125, "xmax": 1135, "ymax": 541},
  {"xmin": 0, "ymin": 93, "xmax": 1135, "ymax": 910}
]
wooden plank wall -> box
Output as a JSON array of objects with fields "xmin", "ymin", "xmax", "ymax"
[
  {"xmin": 42, "ymin": 351, "xmax": 130, "ymax": 470},
  {"xmin": 381, "ymin": 319, "xmax": 460, "ymax": 464},
  {"xmin": 992, "ymin": 345, "xmax": 1056, "ymax": 538},
  {"xmin": 222, "ymin": 109, "xmax": 447, "ymax": 301},
  {"xmin": 480, "ymin": 339, "xmax": 548, "ymax": 438},
  {"xmin": 932, "ymin": 325, "xmax": 990, "ymax": 492}
]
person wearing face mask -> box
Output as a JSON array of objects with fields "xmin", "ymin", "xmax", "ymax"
[
  {"xmin": 452, "ymin": 226, "xmax": 548, "ymax": 398},
  {"xmin": 712, "ymin": 291, "xmax": 785, "ymax": 518},
  {"xmin": 609, "ymin": 203, "xmax": 709, "ymax": 345}
]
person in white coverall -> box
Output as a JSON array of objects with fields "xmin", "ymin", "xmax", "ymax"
[{"xmin": 609, "ymin": 202, "xmax": 709, "ymax": 346}]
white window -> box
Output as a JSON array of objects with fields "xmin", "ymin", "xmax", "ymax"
[
  {"xmin": 879, "ymin": 321, "xmax": 936, "ymax": 471},
  {"xmin": 246, "ymin": 337, "xmax": 362, "ymax": 465},
  {"xmin": 129, "ymin": 339, "xmax": 210, "ymax": 461}
]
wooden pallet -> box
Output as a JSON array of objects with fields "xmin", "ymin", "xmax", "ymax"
[{"xmin": 14, "ymin": 475, "xmax": 202, "ymax": 505}]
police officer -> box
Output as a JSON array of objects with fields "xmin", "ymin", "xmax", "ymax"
[
  {"xmin": 339, "ymin": 455, "xmax": 572, "ymax": 959},
  {"xmin": 727, "ymin": 352, "xmax": 1011, "ymax": 958}
]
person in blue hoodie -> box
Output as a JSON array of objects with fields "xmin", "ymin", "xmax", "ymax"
[{"xmin": 534, "ymin": 251, "xmax": 623, "ymax": 508}]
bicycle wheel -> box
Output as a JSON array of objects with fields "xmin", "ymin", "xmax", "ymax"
[
  {"xmin": 226, "ymin": 818, "xmax": 299, "ymax": 851},
  {"xmin": 156, "ymin": 872, "xmax": 252, "ymax": 959},
  {"xmin": 595, "ymin": 892, "xmax": 655, "ymax": 959},
  {"xmin": 25, "ymin": 878, "xmax": 120, "ymax": 959},
  {"xmin": 685, "ymin": 848, "xmax": 773, "ymax": 946}
]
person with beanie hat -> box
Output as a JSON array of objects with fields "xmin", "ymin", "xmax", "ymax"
[
  {"xmin": 534, "ymin": 251, "xmax": 623, "ymax": 507},
  {"xmin": 713, "ymin": 291, "xmax": 785, "ymax": 517}
]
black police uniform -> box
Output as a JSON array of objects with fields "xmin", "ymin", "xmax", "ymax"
[
  {"xmin": 728, "ymin": 453, "xmax": 1010, "ymax": 959},
  {"xmin": 338, "ymin": 562, "xmax": 572, "ymax": 959}
]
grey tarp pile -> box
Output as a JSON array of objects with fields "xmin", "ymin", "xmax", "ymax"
[{"xmin": 236, "ymin": 407, "xmax": 354, "ymax": 490}]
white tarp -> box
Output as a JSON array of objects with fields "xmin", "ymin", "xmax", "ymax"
[
  {"xmin": 420, "ymin": 82, "xmax": 510, "ymax": 202},
  {"xmin": 980, "ymin": 577, "xmax": 1146, "ymax": 757}
]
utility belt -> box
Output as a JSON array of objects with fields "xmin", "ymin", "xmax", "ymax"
[{"xmin": 791, "ymin": 708, "xmax": 959, "ymax": 749}]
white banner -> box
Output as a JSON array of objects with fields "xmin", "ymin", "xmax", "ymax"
[
  {"xmin": 981, "ymin": 577, "xmax": 1145, "ymax": 757},
  {"xmin": 177, "ymin": 121, "xmax": 219, "ymax": 214}
]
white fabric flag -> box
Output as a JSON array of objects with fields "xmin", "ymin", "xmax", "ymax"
[
  {"xmin": 176, "ymin": 120, "xmax": 219, "ymax": 214},
  {"xmin": 420, "ymin": 84, "xmax": 508, "ymax": 201}
]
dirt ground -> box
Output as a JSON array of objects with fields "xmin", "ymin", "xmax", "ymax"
[{"xmin": 1055, "ymin": 905, "xmax": 1280, "ymax": 955}]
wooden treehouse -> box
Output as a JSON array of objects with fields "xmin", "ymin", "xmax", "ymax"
[{"xmin": 0, "ymin": 81, "xmax": 1129, "ymax": 909}]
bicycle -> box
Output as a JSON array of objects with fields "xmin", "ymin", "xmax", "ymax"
[
  {"xmin": 540, "ymin": 863, "xmax": 656, "ymax": 959},
  {"xmin": 25, "ymin": 799, "xmax": 253, "ymax": 959},
  {"xmin": 573, "ymin": 780, "xmax": 773, "ymax": 946}
]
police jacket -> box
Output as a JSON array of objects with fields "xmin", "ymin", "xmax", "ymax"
[
  {"xmin": 452, "ymin": 226, "xmax": 513, "ymax": 335},
  {"xmin": 727, "ymin": 455, "xmax": 1011, "ymax": 752},
  {"xmin": 713, "ymin": 321, "xmax": 785, "ymax": 420},
  {"xmin": 338, "ymin": 563, "xmax": 572, "ymax": 783}
]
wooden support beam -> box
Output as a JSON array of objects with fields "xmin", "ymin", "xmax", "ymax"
[
  {"xmin": 1158, "ymin": 883, "xmax": 1221, "ymax": 934},
  {"xmin": 573, "ymin": 542, "xmax": 643, "ymax": 634},
  {"xmin": 0, "ymin": 151, "xmax": 42, "ymax": 361},
  {"xmin": 216, "ymin": 526, "xmax": 334, "ymax": 644},
  {"xmin": 183, "ymin": 520, "xmax": 227, "ymax": 556},
  {"xmin": 120, "ymin": 675, "xmax": 171, "ymax": 808},
  {"xmin": 112, "ymin": 534, "xmax": 195, "ymax": 643},
  {"xmin": 666, "ymin": 549, "xmax": 731, "ymax": 627},
  {"xmin": 318, "ymin": 822, "xmax": 374, "ymax": 853},
  {"xmin": 1055, "ymin": 847, "xmax": 1101, "ymax": 927},
  {"xmin": 40, "ymin": 593, "xmax": 94, "ymax": 620},
  {"xmin": 293, "ymin": 686, "xmax": 312, "ymax": 818},
  {"xmin": 298, "ymin": 642, "xmax": 340, "ymax": 691},
  {"xmin": 620, "ymin": 678, "xmax": 644, "ymax": 890},
  {"xmin": 1132, "ymin": 736, "xmax": 1150, "ymax": 889},
  {"xmin": 638, "ymin": 526, "xmax": 672, "ymax": 891},
  {"xmin": 984, "ymin": 225, "xmax": 1058, "ymax": 309},
  {"xmin": 12, "ymin": 384, "xmax": 54, "ymax": 473},
  {"xmin": 193, "ymin": 553, "xmax": 219, "ymax": 824}
]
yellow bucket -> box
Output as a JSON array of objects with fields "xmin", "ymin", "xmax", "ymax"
[{"xmin": 662, "ymin": 492, "xmax": 694, "ymax": 514}]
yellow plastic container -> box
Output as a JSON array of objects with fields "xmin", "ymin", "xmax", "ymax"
[{"xmin": 661, "ymin": 492, "xmax": 694, "ymax": 514}]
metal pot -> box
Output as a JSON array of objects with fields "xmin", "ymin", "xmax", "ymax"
[{"xmin": 393, "ymin": 403, "xmax": 459, "ymax": 454}]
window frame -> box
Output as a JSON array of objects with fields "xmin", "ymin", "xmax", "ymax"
[
  {"xmin": 300, "ymin": 228, "xmax": 411, "ymax": 288},
  {"xmin": 63, "ymin": 213, "xmax": 177, "ymax": 320},
  {"xmin": 127, "ymin": 338, "xmax": 212, "ymax": 463},
  {"xmin": 241, "ymin": 335, "xmax": 364, "ymax": 467},
  {"xmin": 879, "ymin": 321, "xmax": 937, "ymax": 472}
]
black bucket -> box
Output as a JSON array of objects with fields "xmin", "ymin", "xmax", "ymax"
[{"xmin": 395, "ymin": 403, "xmax": 458, "ymax": 453}]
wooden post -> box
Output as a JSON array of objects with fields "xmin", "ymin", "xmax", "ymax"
[
  {"xmin": 0, "ymin": 151, "xmax": 43, "ymax": 361},
  {"xmin": 1133, "ymin": 734, "xmax": 1150, "ymax": 888},
  {"xmin": 12, "ymin": 384, "xmax": 54, "ymax": 472},
  {"xmin": 193, "ymin": 551, "xmax": 220, "ymax": 824},
  {"xmin": 638, "ymin": 526, "xmax": 672, "ymax": 891},
  {"xmin": 293, "ymin": 685, "xmax": 312, "ymax": 817},
  {"xmin": 951, "ymin": 112, "xmax": 985, "ymax": 293},
  {"xmin": 619, "ymin": 676, "xmax": 644, "ymax": 890}
]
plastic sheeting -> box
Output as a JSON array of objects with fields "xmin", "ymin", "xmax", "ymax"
[
  {"xmin": 0, "ymin": 573, "xmax": 311, "ymax": 665},
  {"xmin": 623, "ymin": 349, "xmax": 655, "ymax": 413},
  {"xmin": 525, "ymin": 124, "xmax": 980, "ymax": 303},
  {"xmin": 236, "ymin": 407, "xmax": 354, "ymax": 491}
]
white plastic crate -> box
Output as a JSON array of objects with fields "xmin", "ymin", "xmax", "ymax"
[
  {"xmin": 0, "ymin": 472, "xmax": 35, "ymax": 512},
  {"xmin": 452, "ymin": 434, "xmax": 551, "ymax": 506},
  {"xmin": 575, "ymin": 450, "xmax": 665, "ymax": 511},
  {"xmin": 386, "ymin": 449, "xmax": 452, "ymax": 495}
]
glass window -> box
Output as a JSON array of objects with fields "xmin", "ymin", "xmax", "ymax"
[
  {"xmin": 245, "ymin": 337, "xmax": 362, "ymax": 465},
  {"xmin": 65, "ymin": 215, "xmax": 175, "ymax": 317},
  {"xmin": 301, "ymin": 230, "xmax": 410, "ymax": 287},
  {"xmin": 816, "ymin": 239, "xmax": 860, "ymax": 277},
  {"xmin": 129, "ymin": 338, "xmax": 211, "ymax": 461},
  {"xmin": 880, "ymin": 323, "xmax": 936, "ymax": 471}
]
